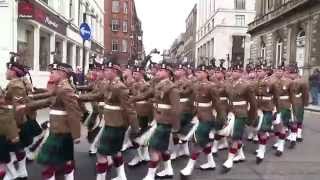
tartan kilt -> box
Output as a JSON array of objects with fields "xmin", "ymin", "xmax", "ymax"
[
  {"xmin": 19, "ymin": 118, "xmax": 42, "ymax": 148},
  {"xmin": 149, "ymin": 123, "xmax": 172, "ymax": 152},
  {"xmin": 37, "ymin": 133, "xmax": 74, "ymax": 166},
  {"xmin": 232, "ymin": 117, "xmax": 248, "ymax": 140},
  {"xmin": 293, "ymin": 106, "xmax": 304, "ymax": 124},
  {"xmin": 194, "ymin": 121, "xmax": 215, "ymax": 148},
  {"xmin": 257, "ymin": 111, "xmax": 273, "ymax": 132},
  {"xmin": 280, "ymin": 108, "xmax": 291, "ymax": 127},
  {"xmin": 179, "ymin": 112, "xmax": 194, "ymax": 136},
  {"xmin": 0, "ymin": 135, "xmax": 10, "ymax": 163},
  {"xmin": 98, "ymin": 126, "xmax": 127, "ymax": 156}
]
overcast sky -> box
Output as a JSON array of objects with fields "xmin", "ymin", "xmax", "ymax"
[{"xmin": 135, "ymin": 0, "xmax": 197, "ymax": 59}]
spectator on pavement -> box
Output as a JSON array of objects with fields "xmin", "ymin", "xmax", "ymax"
[{"xmin": 309, "ymin": 68, "xmax": 320, "ymax": 105}]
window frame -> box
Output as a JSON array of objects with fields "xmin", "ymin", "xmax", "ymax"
[
  {"xmin": 112, "ymin": 39, "xmax": 120, "ymax": 52},
  {"xmin": 235, "ymin": 15, "xmax": 245, "ymax": 26},
  {"xmin": 112, "ymin": 0, "xmax": 120, "ymax": 13},
  {"xmin": 111, "ymin": 19, "xmax": 120, "ymax": 32}
]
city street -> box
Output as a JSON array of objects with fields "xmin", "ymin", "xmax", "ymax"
[{"xmin": 27, "ymin": 110, "xmax": 320, "ymax": 180}]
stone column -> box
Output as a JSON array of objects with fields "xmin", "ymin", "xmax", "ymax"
[
  {"xmin": 33, "ymin": 24, "xmax": 40, "ymax": 71},
  {"xmin": 71, "ymin": 43, "xmax": 77, "ymax": 69},
  {"xmin": 62, "ymin": 38, "xmax": 67, "ymax": 63},
  {"xmin": 49, "ymin": 32, "xmax": 56, "ymax": 63}
]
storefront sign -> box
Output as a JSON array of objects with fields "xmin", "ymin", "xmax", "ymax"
[
  {"xmin": 18, "ymin": 0, "xmax": 67, "ymax": 35},
  {"xmin": 91, "ymin": 41, "xmax": 103, "ymax": 54}
]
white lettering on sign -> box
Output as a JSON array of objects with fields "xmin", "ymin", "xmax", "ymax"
[
  {"xmin": 45, "ymin": 17, "xmax": 58, "ymax": 28},
  {"xmin": 19, "ymin": 14, "xmax": 33, "ymax": 18}
]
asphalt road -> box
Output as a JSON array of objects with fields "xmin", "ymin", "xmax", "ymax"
[{"xmin": 27, "ymin": 110, "xmax": 320, "ymax": 180}]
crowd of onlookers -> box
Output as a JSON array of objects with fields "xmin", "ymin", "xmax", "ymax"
[{"xmin": 309, "ymin": 68, "xmax": 320, "ymax": 105}]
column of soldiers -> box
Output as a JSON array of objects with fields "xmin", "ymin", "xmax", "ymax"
[{"xmin": 0, "ymin": 54, "xmax": 309, "ymax": 180}]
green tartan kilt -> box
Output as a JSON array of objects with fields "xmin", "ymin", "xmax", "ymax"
[
  {"xmin": 149, "ymin": 123, "xmax": 172, "ymax": 152},
  {"xmin": 19, "ymin": 119, "xmax": 42, "ymax": 148},
  {"xmin": 98, "ymin": 126, "xmax": 127, "ymax": 156},
  {"xmin": 0, "ymin": 135, "xmax": 10, "ymax": 163},
  {"xmin": 259, "ymin": 111, "xmax": 273, "ymax": 132},
  {"xmin": 37, "ymin": 133, "xmax": 74, "ymax": 166},
  {"xmin": 232, "ymin": 117, "xmax": 249, "ymax": 140},
  {"xmin": 194, "ymin": 121, "xmax": 215, "ymax": 148},
  {"xmin": 293, "ymin": 106, "xmax": 304, "ymax": 124},
  {"xmin": 179, "ymin": 112, "xmax": 194, "ymax": 136},
  {"xmin": 280, "ymin": 108, "xmax": 291, "ymax": 127}
]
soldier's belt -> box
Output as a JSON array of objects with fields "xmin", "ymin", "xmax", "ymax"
[
  {"xmin": 256, "ymin": 96, "xmax": 273, "ymax": 100},
  {"xmin": 232, "ymin": 101, "xmax": 247, "ymax": 106},
  {"xmin": 180, "ymin": 98, "xmax": 190, "ymax": 103},
  {"xmin": 155, "ymin": 104, "xmax": 172, "ymax": 110},
  {"xmin": 220, "ymin": 97, "xmax": 228, "ymax": 101},
  {"xmin": 50, "ymin": 109, "xmax": 68, "ymax": 115},
  {"xmin": 98, "ymin": 102, "xmax": 105, "ymax": 106},
  {"xmin": 295, "ymin": 93, "xmax": 302, "ymax": 98},
  {"xmin": 104, "ymin": 104, "xmax": 122, "ymax": 110},
  {"xmin": 279, "ymin": 96, "xmax": 289, "ymax": 100},
  {"xmin": 0, "ymin": 105, "xmax": 13, "ymax": 109},
  {"xmin": 194, "ymin": 101, "xmax": 212, "ymax": 107},
  {"xmin": 136, "ymin": 101, "xmax": 148, "ymax": 104}
]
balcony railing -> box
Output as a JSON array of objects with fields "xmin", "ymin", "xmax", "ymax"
[{"xmin": 248, "ymin": 0, "xmax": 310, "ymax": 32}]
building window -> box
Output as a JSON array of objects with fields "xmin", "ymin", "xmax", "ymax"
[
  {"xmin": 260, "ymin": 45, "xmax": 266, "ymax": 60},
  {"xmin": 122, "ymin": 39, "xmax": 128, "ymax": 52},
  {"xmin": 276, "ymin": 40, "xmax": 283, "ymax": 67},
  {"xmin": 41, "ymin": 0, "xmax": 48, "ymax": 4},
  {"xmin": 112, "ymin": 19, "xmax": 120, "ymax": 31},
  {"xmin": 112, "ymin": 40, "xmax": 120, "ymax": 52},
  {"xmin": 235, "ymin": 15, "xmax": 245, "ymax": 26},
  {"xmin": 123, "ymin": 21, "xmax": 128, "ymax": 32},
  {"xmin": 235, "ymin": 0, "xmax": 245, "ymax": 9},
  {"xmin": 112, "ymin": 0, "xmax": 120, "ymax": 13},
  {"xmin": 267, "ymin": 0, "xmax": 273, "ymax": 10},
  {"xmin": 124, "ymin": 2, "xmax": 128, "ymax": 14}
]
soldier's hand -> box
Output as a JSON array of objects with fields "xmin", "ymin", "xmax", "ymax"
[
  {"xmin": 16, "ymin": 104, "xmax": 26, "ymax": 112},
  {"xmin": 74, "ymin": 138, "xmax": 81, "ymax": 144},
  {"xmin": 11, "ymin": 136, "xmax": 20, "ymax": 144}
]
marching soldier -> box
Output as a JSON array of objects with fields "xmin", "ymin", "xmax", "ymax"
[
  {"xmin": 271, "ymin": 66, "xmax": 293, "ymax": 156},
  {"xmin": 0, "ymin": 83, "xmax": 20, "ymax": 180},
  {"xmin": 221, "ymin": 65, "xmax": 257, "ymax": 173},
  {"xmin": 171, "ymin": 64, "xmax": 194, "ymax": 160},
  {"xmin": 18, "ymin": 62, "xmax": 82, "ymax": 180},
  {"xmin": 180, "ymin": 64, "xmax": 224, "ymax": 177},
  {"xmin": 79, "ymin": 60, "xmax": 138, "ymax": 180},
  {"xmin": 3, "ymin": 57, "xmax": 33, "ymax": 180},
  {"xmin": 254, "ymin": 66, "xmax": 279, "ymax": 164},
  {"xmin": 286, "ymin": 65, "xmax": 309, "ymax": 144},
  {"xmin": 127, "ymin": 66, "xmax": 153, "ymax": 167},
  {"xmin": 133, "ymin": 62, "xmax": 181, "ymax": 180},
  {"xmin": 209, "ymin": 67, "xmax": 229, "ymax": 155}
]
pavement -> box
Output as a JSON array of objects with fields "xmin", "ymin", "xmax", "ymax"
[{"xmin": 26, "ymin": 110, "xmax": 320, "ymax": 180}]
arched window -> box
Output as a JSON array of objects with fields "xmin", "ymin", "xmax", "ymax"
[
  {"xmin": 260, "ymin": 41, "xmax": 266, "ymax": 61},
  {"xmin": 276, "ymin": 39, "xmax": 283, "ymax": 67}
]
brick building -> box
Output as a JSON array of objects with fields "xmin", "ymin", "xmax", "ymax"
[
  {"xmin": 248, "ymin": 0, "xmax": 320, "ymax": 77},
  {"xmin": 104, "ymin": 0, "xmax": 143, "ymax": 65}
]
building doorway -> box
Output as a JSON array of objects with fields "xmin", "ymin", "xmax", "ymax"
[{"xmin": 232, "ymin": 35, "xmax": 245, "ymax": 66}]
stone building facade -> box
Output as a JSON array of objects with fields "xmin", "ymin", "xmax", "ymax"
[{"xmin": 248, "ymin": 0, "xmax": 320, "ymax": 77}]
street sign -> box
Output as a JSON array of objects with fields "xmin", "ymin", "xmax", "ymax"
[{"xmin": 80, "ymin": 23, "xmax": 91, "ymax": 41}]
